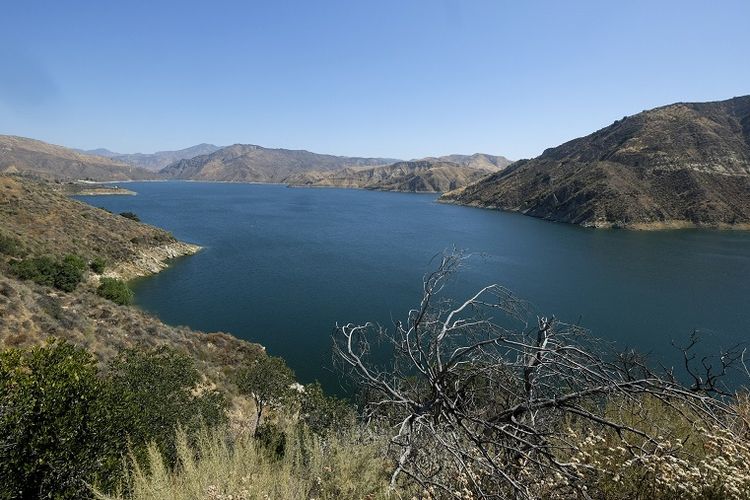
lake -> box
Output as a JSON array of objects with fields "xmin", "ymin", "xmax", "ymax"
[{"xmin": 78, "ymin": 182, "xmax": 750, "ymax": 392}]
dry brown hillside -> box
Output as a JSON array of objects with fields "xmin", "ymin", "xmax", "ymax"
[
  {"xmin": 0, "ymin": 135, "xmax": 159, "ymax": 181},
  {"xmin": 0, "ymin": 175, "xmax": 190, "ymax": 272},
  {"xmin": 287, "ymin": 159, "xmax": 500, "ymax": 192},
  {"xmin": 442, "ymin": 95, "xmax": 750, "ymax": 229}
]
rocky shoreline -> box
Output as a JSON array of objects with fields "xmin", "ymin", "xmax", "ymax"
[{"xmin": 98, "ymin": 241, "xmax": 202, "ymax": 282}]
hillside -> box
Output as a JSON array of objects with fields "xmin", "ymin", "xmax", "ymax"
[
  {"xmin": 287, "ymin": 159, "xmax": 502, "ymax": 192},
  {"xmin": 0, "ymin": 135, "xmax": 159, "ymax": 181},
  {"xmin": 441, "ymin": 95, "xmax": 750, "ymax": 229},
  {"xmin": 81, "ymin": 143, "xmax": 221, "ymax": 171},
  {"xmin": 0, "ymin": 175, "xmax": 263, "ymax": 384},
  {"xmin": 160, "ymin": 144, "xmax": 398, "ymax": 183}
]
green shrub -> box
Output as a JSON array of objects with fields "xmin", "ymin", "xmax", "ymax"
[
  {"xmin": 10, "ymin": 255, "xmax": 58, "ymax": 286},
  {"xmin": 10, "ymin": 254, "xmax": 87, "ymax": 292},
  {"xmin": 255, "ymin": 422, "xmax": 287, "ymax": 459},
  {"xmin": 0, "ymin": 339, "xmax": 118, "ymax": 499},
  {"xmin": 104, "ymin": 346, "xmax": 227, "ymax": 466},
  {"xmin": 0, "ymin": 232, "xmax": 25, "ymax": 257},
  {"xmin": 90, "ymin": 257, "xmax": 107, "ymax": 273},
  {"xmin": 97, "ymin": 277, "xmax": 134, "ymax": 305},
  {"xmin": 56, "ymin": 254, "xmax": 88, "ymax": 291},
  {"xmin": 119, "ymin": 211, "xmax": 140, "ymax": 222},
  {"xmin": 0, "ymin": 341, "xmax": 229, "ymax": 499}
]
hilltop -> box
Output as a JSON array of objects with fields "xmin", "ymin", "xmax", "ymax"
[
  {"xmin": 441, "ymin": 95, "xmax": 750, "ymax": 229},
  {"xmin": 0, "ymin": 135, "xmax": 159, "ymax": 181},
  {"xmin": 79, "ymin": 143, "xmax": 222, "ymax": 171},
  {"xmin": 160, "ymin": 144, "xmax": 398, "ymax": 183},
  {"xmin": 287, "ymin": 157, "xmax": 506, "ymax": 192}
]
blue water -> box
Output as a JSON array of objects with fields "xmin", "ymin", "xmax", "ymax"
[{"xmin": 78, "ymin": 182, "xmax": 750, "ymax": 391}]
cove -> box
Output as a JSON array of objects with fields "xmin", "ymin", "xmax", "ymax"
[{"xmin": 77, "ymin": 181, "xmax": 750, "ymax": 392}]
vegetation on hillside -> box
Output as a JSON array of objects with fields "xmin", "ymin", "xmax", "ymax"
[
  {"xmin": 97, "ymin": 277, "xmax": 134, "ymax": 305},
  {"xmin": 10, "ymin": 254, "xmax": 87, "ymax": 292},
  {"xmin": 119, "ymin": 211, "xmax": 140, "ymax": 222},
  {"xmin": 5, "ymin": 254, "xmax": 750, "ymax": 499},
  {"xmin": 0, "ymin": 175, "xmax": 175, "ymax": 267}
]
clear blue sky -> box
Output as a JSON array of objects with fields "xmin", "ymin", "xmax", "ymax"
[{"xmin": 1, "ymin": 0, "xmax": 748, "ymax": 160}]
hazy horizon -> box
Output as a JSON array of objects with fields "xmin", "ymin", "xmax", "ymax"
[{"xmin": 1, "ymin": 0, "xmax": 748, "ymax": 160}]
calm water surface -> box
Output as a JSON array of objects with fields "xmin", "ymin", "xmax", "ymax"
[{"xmin": 78, "ymin": 182, "xmax": 750, "ymax": 391}]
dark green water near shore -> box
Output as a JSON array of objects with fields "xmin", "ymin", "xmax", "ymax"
[{"xmin": 78, "ymin": 182, "xmax": 750, "ymax": 392}]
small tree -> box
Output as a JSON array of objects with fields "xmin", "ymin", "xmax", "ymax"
[{"xmin": 235, "ymin": 355, "xmax": 295, "ymax": 435}]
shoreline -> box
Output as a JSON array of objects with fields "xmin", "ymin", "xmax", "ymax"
[
  {"xmin": 437, "ymin": 198, "xmax": 750, "ymax": 231},
  {"xmin": 88, "ymin": 241, "xmax": 202, "ymax": 285}
]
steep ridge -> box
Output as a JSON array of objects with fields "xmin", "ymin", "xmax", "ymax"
[{"xmin": 441, "ymin": 95, "xmax": 750, "ymax": 229}]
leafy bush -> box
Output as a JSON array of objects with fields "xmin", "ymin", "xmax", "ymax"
[
  {"xmin": 0, "ymin": 341, "xmax": 228, "ymax": 499},
  {"xmin": 97, "ymin": 277, "xmax": 134, "ymax": 305},
  {"xmin": 10, "ymin": 254, "xmax": 87, "ymax": 292},
  {"xmin": 56, "ymin": 254, "xmax": 88, "ymax": 291},
  {"xmin": 104, "ymin": 346, "xmax": 227, "ymax": 466},
  {"xmin": 90, "ymin": 257, "xmax": 107, "ymax": 273},
  {"xmin": 0, "ymin": 232, "xmax": 25, "ymax": 257},
  {"xmin": 255, "ymin": 422, "xmax": 287, "ymax": 459},
  {"xmin": 0, "ymin": 339, "xmax": 116, "ymax": 499},
  {"xmin": 119, "ymin": 211, "xmax": 140, "ymax": 222}
]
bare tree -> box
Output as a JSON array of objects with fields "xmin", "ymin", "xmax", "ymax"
[{"xmin": 333, "ymin": 251, "xmax": 743, "ymax": 499}]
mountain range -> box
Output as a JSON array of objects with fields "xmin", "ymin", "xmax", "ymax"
[
  {"xmin": 5, "ymin": 94, "xmax": 750, "ymax": 228},
  {"xmin": 78, "ymin": 143, "xmax": 222, "ymax": 171},
  {"xmin": 287, "ymin": 155, "xmax": 510, "ymax": 192},
  {"xmin": 441, "ymin": 95, "xmax": 750, "ymax": 229}
]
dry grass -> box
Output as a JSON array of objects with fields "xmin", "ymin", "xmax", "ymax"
[{"xmin": 97, "ymin": 424, "xmax": 393, "ymax": 500}]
